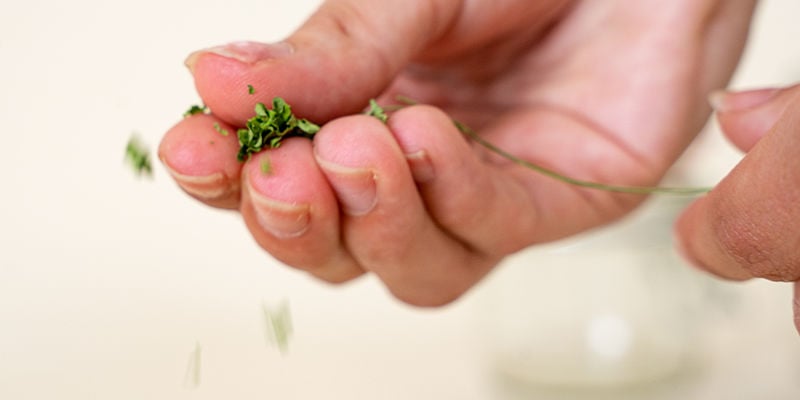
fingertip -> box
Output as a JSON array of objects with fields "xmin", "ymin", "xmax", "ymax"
[
  {"xmin": 673, "ymin": 197, "xmax": 751, "ymax": 281},
  {"xmin": 712, "ymin": 85, "xmax": 799, "ymax": 152},
  {"xmin": 159, "ymin": 114, "xmax": 243, "ymax": 208},
  {"xmin": 313, "ymin": 114, "xmax": 405, "ymax": 169}
]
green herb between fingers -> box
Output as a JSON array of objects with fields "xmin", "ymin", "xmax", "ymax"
[
  {"xmin": 236, "ymin": 98, "xmax": 320, "ymax": 161},
  {"xmin": 198, "ymin": 91, "xmax": 710, "ymax": 195},
  {"xmin": 183, "ymin": 104, "xmax": 208, "ymax": 118}
]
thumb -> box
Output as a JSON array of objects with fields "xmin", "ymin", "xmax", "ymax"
[
  {"xmin": 709, "ymin": 84, "xmax": 800, "ymax": 151},
  {"xmin": 183, "ymin": 0, "xmax": 460, "ymax": 125}
]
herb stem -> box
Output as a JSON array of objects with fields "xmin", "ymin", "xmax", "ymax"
[{"xmin": 394, "ymin": 96, "xmax": 711, "ymax": 196}]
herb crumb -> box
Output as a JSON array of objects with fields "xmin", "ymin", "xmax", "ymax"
[
  {"xmin": 183, "ymin": 104, "xmax": 208, "ymax": 118},
  {"xmin": 260, "ymin": 157, "xmax": 273, "ymax": 175},
  {"xmin": 236, "ymin": 98, "xmax": 319, "ymax": 161},
  {"xmin": 125, "ymin": 134, "xmax": 153, "ymax": 178},
  {"xmin": 263, "ymin": 300, "xmax": 292, "ymax": 354},
  {"xmin": 248, "ymin": 84, "xmax": 256, "ymax": 95},
  {"xmin": 213, "ymin": 122, "xmax": 229, "ymax": 136},
  {"xmin": 366, "ymin": 99, "xmax": 388, "ymax": 123},
  {"xmin": 183, "ymin": 342, "xmax": 202, "ymax": 388}
]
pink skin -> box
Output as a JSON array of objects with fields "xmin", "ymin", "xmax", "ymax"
[
  {"xmin": 675, "ymin": 85, "xmax": 800, "ymax": 334},
  {"xmin": 159, "ymin": 0, "xmax": 757, "ymax": 306}
]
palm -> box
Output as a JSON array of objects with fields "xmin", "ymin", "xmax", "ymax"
[{"xmin": 383, "ymin": 1, "xmax": 750, "ymax": 240}]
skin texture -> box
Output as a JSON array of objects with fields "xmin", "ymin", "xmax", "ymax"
[
  {"xmin": 675, "ymin": 85, "xmax": 800, "ymax": 334},
  {"xmin": 159, "ymin": 0, "xmax": 757, "ymax": 307}
]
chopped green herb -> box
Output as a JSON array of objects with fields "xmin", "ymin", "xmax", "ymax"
[
  {"xmin": 213, "ymin": 122, "xmax": 229, "ymax": 136},
  {"xmin": 366, "ymin": 99, "xmax": 388, "ymax": 123},
  {"xmin": 183, "ymin": 104, "xmax": 208, "ymax": 118},
  {"xmin": 248, "ymin": 84, "xmax": 256, "ymax": 95},
  {"xmin": 183, "ymin": 342, "xmax": 202, "ymax": 388},
  {"xmin": 263, "ymin": 301, "xmax": 292, "ymax": 354},
  {"xmin": 260, "ymin": 157, "xmax": 273, "ymax": 175},
  {"xmin": 236, "ymin": 97, "xmax": 319, "ymax": 161},
  {"xmin": 125, "ymin": 134, "xmax": 153, "ymax": 178}
]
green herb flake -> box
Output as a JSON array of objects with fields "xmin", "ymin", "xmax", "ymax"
[
  {"xmin": 236, "ymin": 97, "xmax": 318, "ymax": 161},
  {"xmin": 183, "ymin": 342, "xmax": 202, "ymax": 388},
  {"xmin": 213, "ymin": 122, "xmax": 229, "ymax": 136},
  {"xmin": 125, "ymin": 134, "xmax": 153, "ymax": 178},
  {"xmin": 263, "ymin": 301, "xmax": 292, "ymax": 354},
  {"xmin": 248, "ymin": 84, "xmax": 256, "ymax": 95},
  {"xmin": 366, "ymin": 99, "xmax": 388, "ymax": 123},
  {"xmin": 183, "ymin": 104, "xmax": 208, "ymax": 118},
  {"xmin": 260, "ymin": 156, "xmax": 273, "ymax": 175}
]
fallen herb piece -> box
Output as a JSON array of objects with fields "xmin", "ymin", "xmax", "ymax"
[
  {"xmin": 183, "ymin": 342, "xmax": 202, "ymax": 388},
  {"xmin": 263, "ymin": 300, "xmax": 292, "ymax": 354},
  {"xmin": 367, "ymin": 99, "xmax": 388, "ymax": 123},
  {"xmin": 394, "ymin": 96, "xmax": 711, "ymax": 196},
  {"xmin": 248, "ymin": 84, "xmax": 256, "ymax": 95},
  {"xmin": 236, "ymin": 98, "xmax": 319, "ymax": 161},
  {"xmin": 260, "ymin": 156, "xmax": 273, "ymax": 175},
  {"xmin": 125, "ymin": 134, "xmax": 153, "ymax": 178},
  {"xmin": 183, "ymin": 104, "xmax": 208, "ymax": 118},
  {"xmin": 213, "ymin": 122, "xmax": 229, "ymax": 136}
]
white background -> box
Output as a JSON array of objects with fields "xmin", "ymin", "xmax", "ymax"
[{"xmin": 1, "ymin": 1, "xmax": 799, "ymax": 399}]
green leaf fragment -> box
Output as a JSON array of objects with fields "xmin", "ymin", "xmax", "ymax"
[
  {"xmin": 125, "ymin": 134, "xmax": 153, "ymax": 177},
  {"xmin": 367, "ymin": 99, "xmax": 388, "ymax": 123},
  {"xmin": 183, "ymin": 342, "xmax": 202, "ymax": 388},
  {"xmin": 260, "ymin": 157, "xmax": 273, "ymax": 175},
  {"xmin": 236, "ymin": 97, "xmax": 319, "ymax": 161},
  {"xmin": 248, "ymin": 84, "xmax": 256, "ymax": 95},
  {"xmin": 213, "ymin": 122, "xmax": 229, "ymax": 136},
  {"xmin": 263, "ymin": 301, "xmax": 293, "ymax": 354},
  {"xmin": 297, "ymin": 118, "xmax": 320, "ymax": 134},
  {"xmin": 183, "ymin": 104, "xmax": 208, "ymax": 118}
]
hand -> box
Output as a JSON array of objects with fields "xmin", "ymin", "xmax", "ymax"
[
  {"xmin": 159, "ymin": 0, "xmax": 755, "ymax": 306},
  {"xmin": 675, "ymin": 84, "xmax": 800, "ymax": 334}
]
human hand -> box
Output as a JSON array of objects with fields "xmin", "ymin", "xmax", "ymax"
[
  {"xmin": 675, "ymin": 84, "xmax": 800, "ymax": 334},
  {"xmin": 159, "ymin": 0, "xmax": 755, "ymax": 306}
]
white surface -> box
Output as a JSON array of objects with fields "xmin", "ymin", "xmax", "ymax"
[{"xmin": 1, "ymin": 1, "xmax": 799, "ymax": 399}]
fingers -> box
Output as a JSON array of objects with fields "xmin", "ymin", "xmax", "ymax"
[
  {"xmin": 158, "ymin": 114, "xmax": 243, "ymax": 209},
  {"xmin": 182, "ymin": 0, "xmax": 574, "ymax": 126},
  {"xmin": 184, "ymin": 0, "xmax": 463, "ymax": 125},
  {"xmin": 313, "ymin": 115, "xmax": 495, "ymax": 306},
  {"xmin": 675, "ymin": 86, "xmax": 800, "ymax": 282},
  {"xmin": 386, "ymin": 105, "xmax": 542, "ymax": 256},
  {"xmin": 238, "ymin": 138, "xmax": 365, "ymax": 283},
  {"xmin": 710, "ymin": 84, "xmax": 798, "ymax": 151}
]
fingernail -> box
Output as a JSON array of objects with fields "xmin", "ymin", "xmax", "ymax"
[
  {"xmin": 708, "ymin": 87, "xmax": 781, "ymax": 113},
  {"xmin": 316, "ymin": 159, "xmax": 377, "ymax": 216},
  {"xmin": 185, "ymin": 41, "xmax": 294, "ymax": 72},
  {"xmin": 162, "ymin": 161, "xmax": 237, "ymax": 200},
  {"xmin": 404, "ymin": 150, "xmax": 435, "ymax": 183},
  {"xmin": 248, "ymin": 187, "xmax": 310, "ymax": 239}
]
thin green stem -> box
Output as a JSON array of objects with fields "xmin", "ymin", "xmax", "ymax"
[{"xmin": 394, "ymin": 96, "xmax": 712, "ymax": 196}]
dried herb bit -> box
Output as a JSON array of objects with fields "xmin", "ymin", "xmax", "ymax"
[
  {"xmin": 366, "ymin": 99, "xmax": 388, "ymax": 123},
  {"xmin": 263, "ymin": 300, "xmax": 292, "ymax": 354},
  {"xmin": 248, "ymin": 84, "xmax": 256, "ymax": 95},
  {"xmin": 183, "ymin": 104, "xmax": 208, "ymax": 118},
  {"xmin": 213, "ymin": 122, "xmax": 229, "ymax": 136},
  {"xmin": 183, "ymin": 342, "xmax": 202, "ymax": 388},
  {"xmin": 236, "ymin": 97, "xmax": 320, "ymax": 161},
  {"xmin": 125, "ymin": 135, "xmax": 153, "ymax": 177},
  {"xmin": 260, "ymin": 156, "xmax": 273, "ymax": 175}
]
